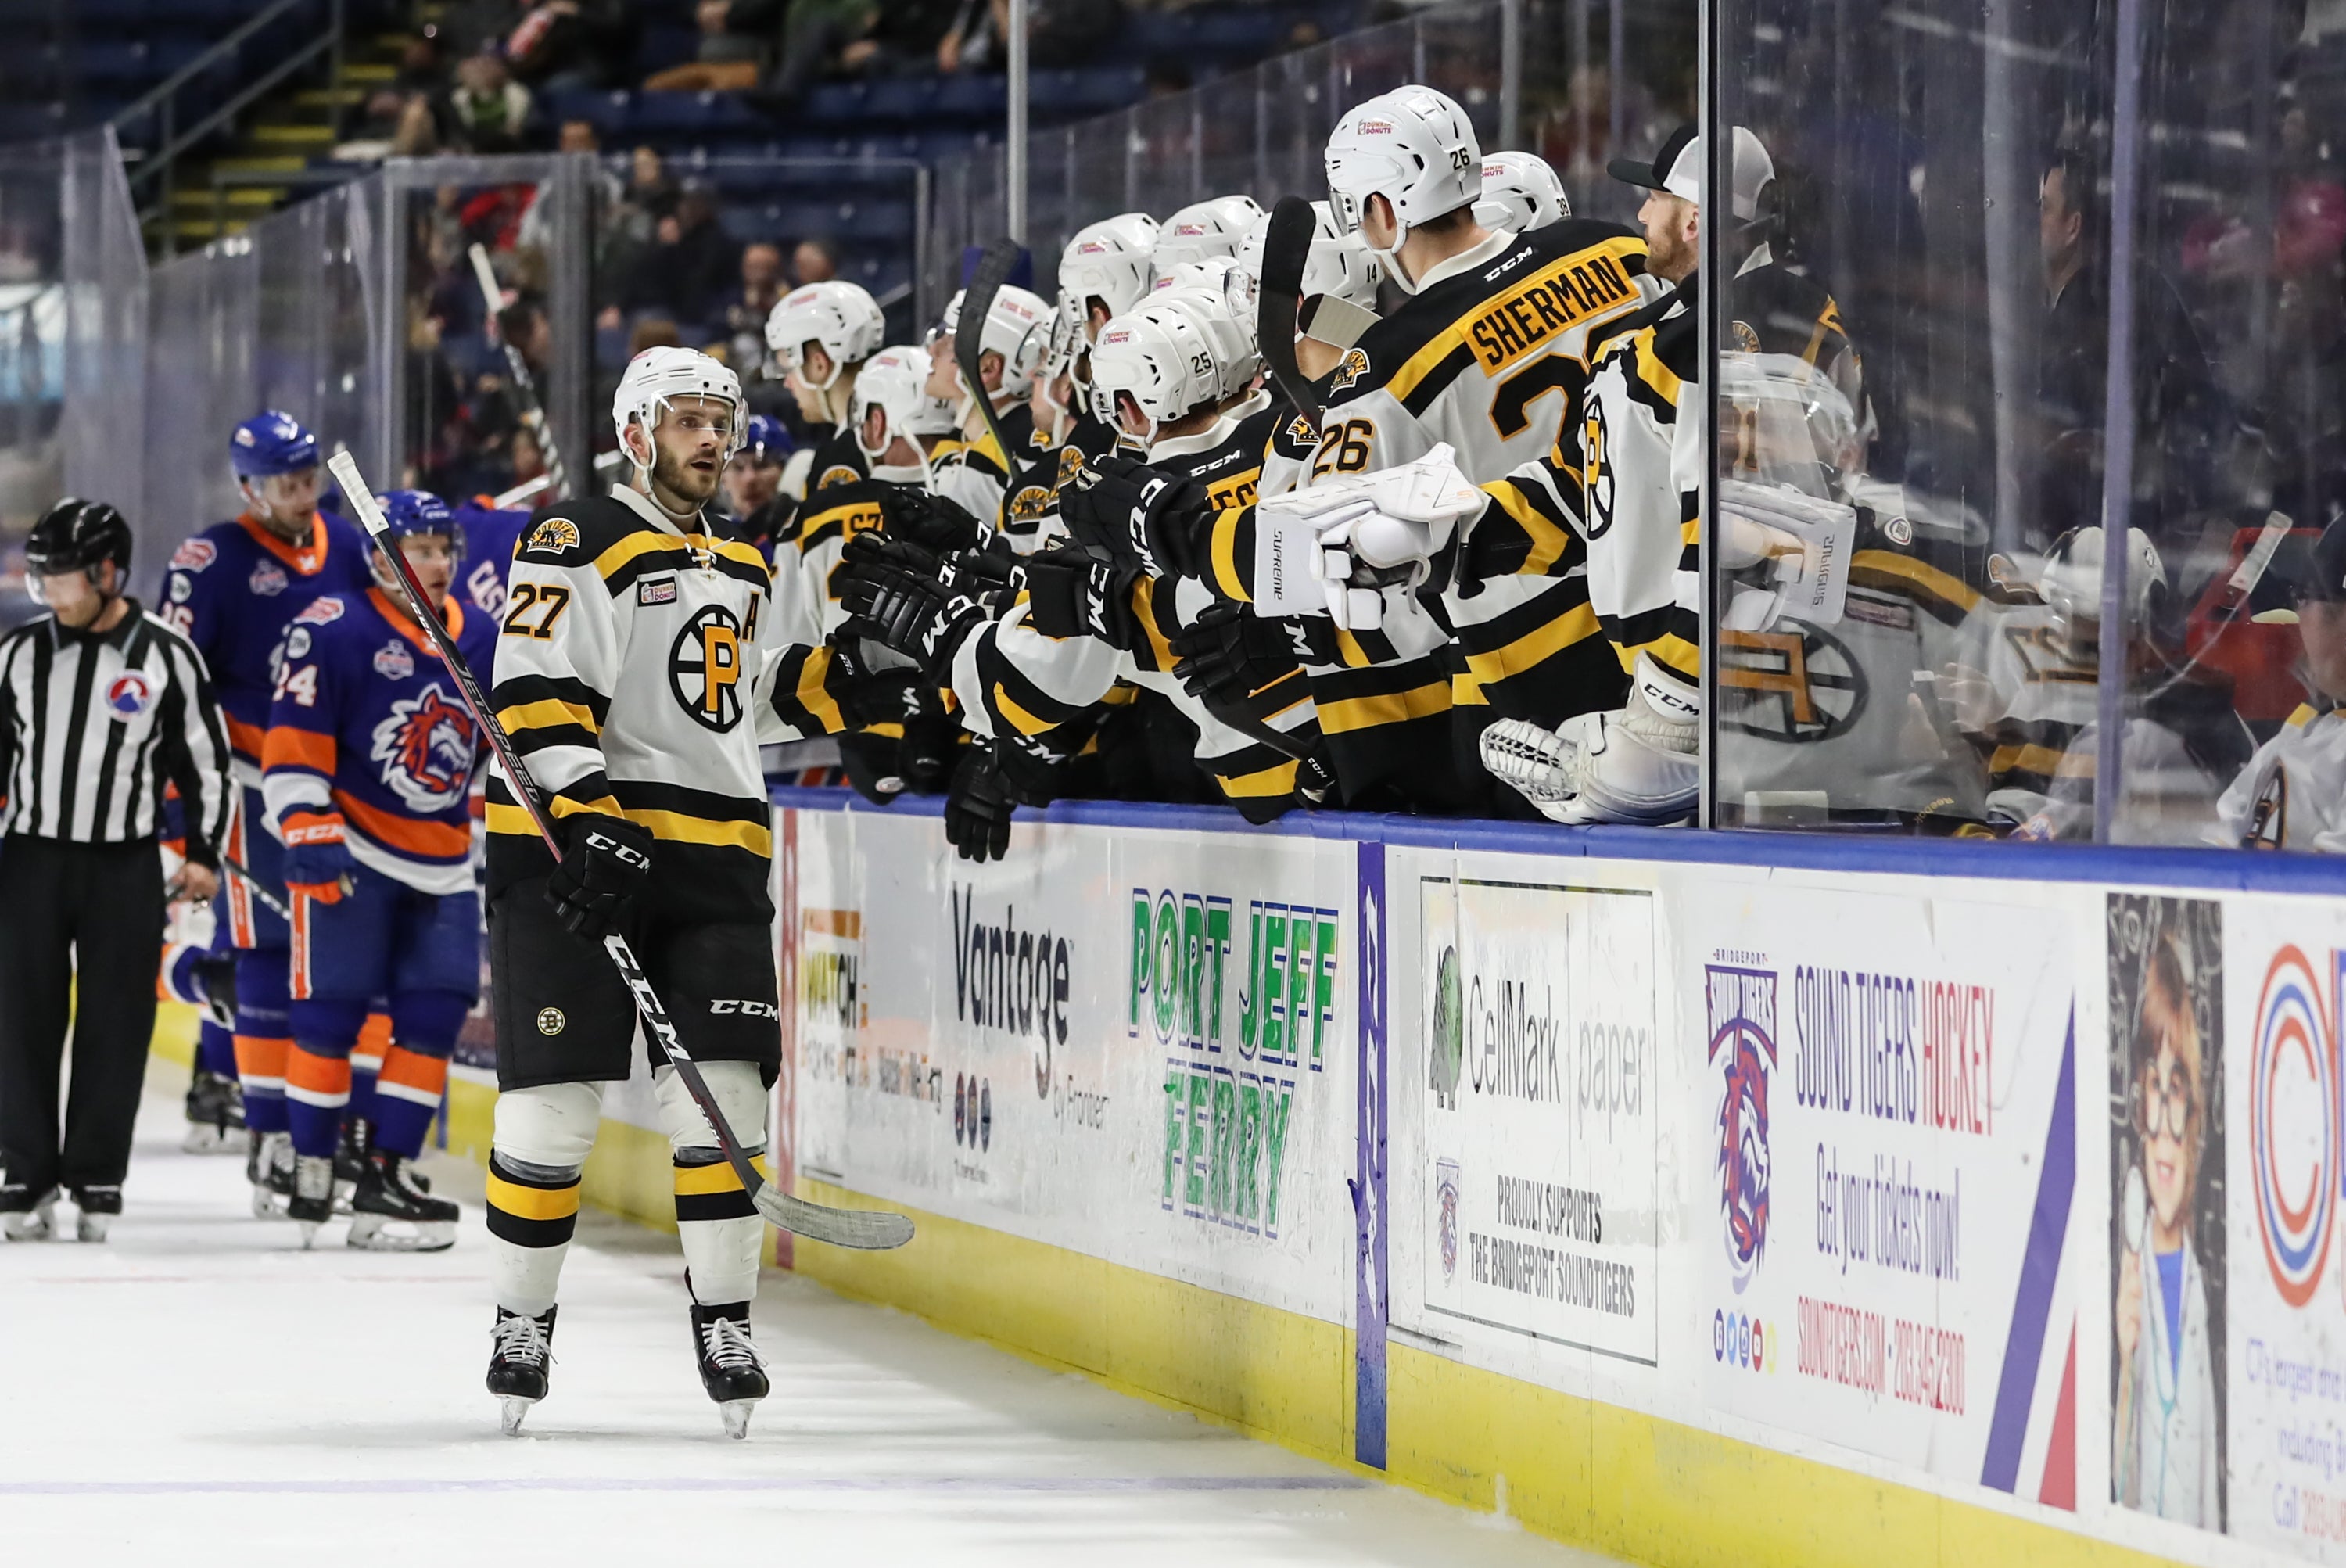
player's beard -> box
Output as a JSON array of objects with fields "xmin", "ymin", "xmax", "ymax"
[{"xmin": 651, "ymin": 442, "xmax": 721, "ymax": 509}]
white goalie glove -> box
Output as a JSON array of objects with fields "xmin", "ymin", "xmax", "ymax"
[
  {"xmin": 1716, "ymin": 477, "xmax": 1857, "ymax": 633},
  {"xmin": 1250, "ymin": 443, "xmax": 1486, "ymax": 629},
  {"xmin": 1480, "ymin": 656, "xmax": 1699, "ymax": 825}
]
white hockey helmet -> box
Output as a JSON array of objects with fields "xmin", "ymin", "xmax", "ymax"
[
  {"xmin": 1150, "ymin": 195, "xmax": 1266, "ymax": 274},
  {"xmin": 1324, "ymin": 85, "xmax": 1483, "ymax": 285},
  {"xmin": 852, "ymin": 343, "xmax": 959, "ymax": 462},
  {"xmin": 1472, "ymin": 150, "xmax": 1570, "ymax": 233},
  {"xmin": 1059, "ymin": 212, "xmax": 1160, "ymax": 331},
  {"xmin": 2039, "ymin": 526, "xmax": 2168, "ymax": 641},
  {"xmin": 612, "ymin": 346, "xmax": 744, "ymax": 467},
  {"xmin": 764, "ymin": 280, "xmax": 885, "ymax": 389},
  {"xmin": 1234, "ymin": 199, "xmax": 1383, "ymax": 322},
  {"xmin": 931, "ymin": 283, "xmax": 1053, "ymax": 399},
  {"xmin": 1150, "ymin": 280, "xmax": 1260, "ymax": 404},
  {"xmin": 1089, "ymin": 304, "xmax": 1220, "ymax": 439}
]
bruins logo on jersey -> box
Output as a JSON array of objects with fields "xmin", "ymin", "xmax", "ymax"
[
  {"xmin": 1056, "ymin": 445, "xmax": 1088, "ymax": 487},
  {"xmin": 816, "ymin": 464, "xmax": 863, "ymax": 490},
  {"xmin": 525, "ymin": 516, "xmax": 579, "ymax": 556},
  {"xmin": 1581, "ymin": 400, "xmax": 1614, "ymax": 539},
  {"xmin": 1719, "ymin": 625, "xmax": 1864, "ymax": 743},
  {"xmin": 1008, "ymin": 483, "xmax": 1054, "ymax": 526},
  {"xmin": 669, "ymin": 605, "xmax": 745, "ymax": 731},
  {"xmin": 1330, "ymin": 347, "xmax": 1372, "ymax": 393}
]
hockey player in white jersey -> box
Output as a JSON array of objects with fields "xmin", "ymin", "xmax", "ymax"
[
  {"xmin": 766, "ymin": 279, "xmax": 887, "ymax": 494},
  {"xmin": 1042, "ymin": 213, "xmax": 1161, "ymax": 463},
  {"xmin": 479, "ymin": 346, "xmax": 844, "ymax": 1438},
  {"xmin": 921, "ymin": 284, "xmax": 1055, "ymax": 543},
  {"xmin": 2219, "ymin": 519, "xmax": 2346, "ymax": 849}
]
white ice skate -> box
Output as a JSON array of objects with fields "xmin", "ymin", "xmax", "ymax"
[{"xmin": 70, "ymin": 1186, "xmax": 120, "ymax": 1243}]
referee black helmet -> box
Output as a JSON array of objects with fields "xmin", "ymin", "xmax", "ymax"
[{"xmin": 26, "ymin": 498, "xmax": 132, "ymax": 583}]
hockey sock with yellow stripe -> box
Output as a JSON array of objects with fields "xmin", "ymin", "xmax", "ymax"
[
  {"xmin": 674, "ymin": 1150, "xmax": 766, "ymax": 1306},
  {"xmin": 486, "ymin": 1154, "xmax": 582, "ymax": 1317}
]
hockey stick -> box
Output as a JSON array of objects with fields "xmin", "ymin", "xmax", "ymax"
[
  {"xmin": 326, "ymin": 451, "xmax": 913, "ymax": 1252},
  {"xmin": 220, "ymin": 851, "xmax": 350, "ymax": 917},
  {"xmin": 469, "ymin": 245, "xmax": 572, "ymax": 504},
  {"xmin": 220, "ymin": 853, "xmax": 292, "ymax": 922},
  {"xmin": 954, "ymin": 239, "xmax": 1025, "ymax": 543},
  {"xmin": 1257, "ymin": 197, "xmax": 1324, "ymax": 440}
]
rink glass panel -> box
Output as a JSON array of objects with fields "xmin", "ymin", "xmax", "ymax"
[
  {"xmin": 1707, "ymin": 0, "xmax": 2338, "ymax": 852},
  {"xmin": 1708, "ymin": 0, "xmax": 2130, "ymax": 840}
]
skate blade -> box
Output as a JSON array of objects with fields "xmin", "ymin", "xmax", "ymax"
[
  {"xmin": 499, "ymin": 1395, "xmax": 537, "ymax": 1437},
  {"xmin": 719, "ymin": 1399, "xmax": 758, "ymax": 1440},
  {"xmin": 296, "ymin": 1219, "xmax": 322, "ymax": 1250},
  {"xmin": 346, "ymin": 1215, "xmax": 456, "ymax": 1253},
  {"xmin": 75, "ymin": 1215, "xmax": 109, "ymax": 1243}
]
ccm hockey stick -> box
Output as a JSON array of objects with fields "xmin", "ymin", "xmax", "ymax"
[
  {"xmin": 468, "ymin": 244, "xmax": 572, "ymax": 502},
  {"xmin": 1257, "ymin": 196, "xmax": 1324, "ymax": 438},
  {"xmin": 219, "ymin": 853, "xmax": 293, "ymax": 921},
  {"xmin": 953, "ymin": 239, "xmax": 1026, "ymax": 543},
  {"xmin": 325, "ymin": 452, "xmax": 913, "ymax": 1252}
]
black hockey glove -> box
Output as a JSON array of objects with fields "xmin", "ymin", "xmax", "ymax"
[
  {"xmin": 1167, "ymin": 601, "xmax": 1335, "ymax": 705},
  {"xmin": 831, "ymin": 641, "xmax": 938, "ymax": 729},
  {"xmin": 544, "ymin": 815, "xmax": 655, "ymax": 942},
  {"xmin": 1023, "ymin": 544, "xmax": 1143, "ymax": 648},
  {"xmin": 875, "ymin": 485, "xmax": 982, "ymax": 555},
  {"xmin": 837, "ymin": 533, "xmax": 990, "ymax": 672},
  {"xmin": 944, "ymin": 742, "xmax": 1017, "ymax": 863},
  {"xmin": 1059, "ymin": 451, "xmax": 1214, "ymax": 578}
]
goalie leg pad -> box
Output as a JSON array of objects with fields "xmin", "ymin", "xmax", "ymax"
[{"xmin": 658, "ymin": 1061, "xmax": 767, "ymax": 1307}]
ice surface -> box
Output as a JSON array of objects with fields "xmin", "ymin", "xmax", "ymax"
[{"xmin": 0, "ymin": 1067, "xmax": 1619, "ymax": 1567}]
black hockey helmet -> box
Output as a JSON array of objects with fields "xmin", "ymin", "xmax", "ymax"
[{"xmin": 26, "ymin": 498, "xmax": 132, "ymax": 583}]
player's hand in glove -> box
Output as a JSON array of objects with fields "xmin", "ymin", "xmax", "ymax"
[
  {"xmin": 944, "ymin": 742, "xmax": 1017, "ymax": 863},
  {"xmin": 831, "ymin": 642, "xmax": 936, "ymax": 729},
  {"xmin": 1479, "ymin": 657, "xmax": 1699, "ymax": 826},
  {"xmin": 1167, "ymin": 601, "xmax": 1333, "ymax": 705},
  {"xmin": 1264, "ymin": 443, "xmax": 1485, "ymax": 630},
  {"xmin": 837, "ymin": 532, "xmax": 989, "ymax": 671},
  {"xmin": 544, "ymin": 815, "xmax": 655, "ymax": 941},
  {"xmin": 876, "ymin": 486, "xmax": 982, "ymax": 555},
  {"xmin": 1024, "ymin": 544, "xmax": 1141, "ymax": 647},
  {"xmin": 280, "ymin": 808, "xmax": 357, "ymax": 904},
  {"xmin": 1060, "ymin": 451, "xmax": 1213, "ymax": 576}
]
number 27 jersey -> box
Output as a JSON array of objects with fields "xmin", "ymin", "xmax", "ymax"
[{"xmin": 485, "ymin": 487, "xmax": 802, "ymax": 924}]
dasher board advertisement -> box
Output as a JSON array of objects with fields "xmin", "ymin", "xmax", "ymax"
[
  {"xmin": 1681, "ymin": 877, "xmax": 2082, "ymax": 1507},
  {"xmin": 1415, "ymin": 872, "xmax": 1660, "ymax": 1368},
  {"xmin": 785, "ymin": 806, "xmax": 1358, "ymax": 1324}
]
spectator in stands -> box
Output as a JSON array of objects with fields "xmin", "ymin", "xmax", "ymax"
[
  {"xmin": 726, "ymin": 243, "xmax": 789, "ymax": 371},
  {"xmin": 439, "ymin": 47, "xmax": 536, "ymax": 155},
  {"xmin": 792, "ymin": 237, "xmax": 841, "ymax": 286},
  {"xmin": 645, "ymin": 0, "xmax": 790, "ymax": 91},
  {"xmin": 506, "ymin": 0, "xmax": 636, "ymax": 93},
  {"xmin": 835, "ymin": 0, "xmax": 962, "ymax": 77},
  {"xmin": 619, "ymin": 184, "xmax": 736, "ymax": 328},
  {"xmin": 937, "ymin": 0, "xmax": 1122, "ymax": 73}
]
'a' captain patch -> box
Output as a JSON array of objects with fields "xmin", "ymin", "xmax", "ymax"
[{"xmin": 526, "ymin": 516, "xmax": 580, "ymax": 556}]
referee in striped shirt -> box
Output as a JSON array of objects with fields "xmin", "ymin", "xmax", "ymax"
[{"xmin": 0, "ymin": 500, "xmax": 231, "ymax": 1241}]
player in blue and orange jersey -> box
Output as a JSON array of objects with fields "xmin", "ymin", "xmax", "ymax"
[
  {"xmin": 260, "ymin": 490, "xmax": 496, "ymax": 1250},
  {"xmin": 162, "ymin": 411, "xmax": 375, "ymax": 1213},
  {"xmin": 452, "ymin": 497, "xmax": 531, "ymax": 619}
]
